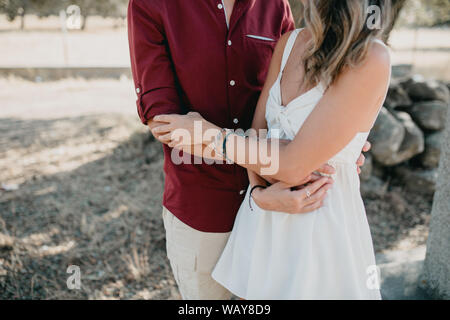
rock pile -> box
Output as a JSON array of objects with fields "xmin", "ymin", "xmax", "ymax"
[{"xmin": 362, "ymin": 67, "xmax": 449, "ymax": 197}]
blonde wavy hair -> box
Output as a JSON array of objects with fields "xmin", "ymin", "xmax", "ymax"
[{"xmin": 302, "ymin": 0, "xmax": 392, "ymax": 88}]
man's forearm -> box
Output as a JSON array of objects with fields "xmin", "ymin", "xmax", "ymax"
[{"xmin": 173, "ymin": 144, "xmax": 224, "ymax": 162}]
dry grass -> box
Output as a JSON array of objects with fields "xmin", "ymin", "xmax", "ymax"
[
  {"xmin": 0, "ymin": 78, "xmax": 181, "ymax": 299},
  {"xmin": 0, "ymin": 115, "xmax": 180, "ymax": 299}
]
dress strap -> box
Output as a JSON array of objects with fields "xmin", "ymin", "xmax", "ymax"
[{"xmin": 280, "ymin": 28, "xmax": 302, "ymax": 72}]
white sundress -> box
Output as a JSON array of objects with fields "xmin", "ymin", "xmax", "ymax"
[{"xmin": 212, "ymin": 29, "xmax": 387, "ymax": 300}]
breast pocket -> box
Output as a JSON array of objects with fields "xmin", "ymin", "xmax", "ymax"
[
  {"xmin": 246, "ymin": 34, "xmax": 276, "ymax": 42},
  {"xmin": 244, "ymin": 35, "xmax": 277, "ymax": 85}
]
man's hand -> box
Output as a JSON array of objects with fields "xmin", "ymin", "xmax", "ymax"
[
  {"xmin": 152, "ymin": 112, "xmax": 214, "ymax": 148},
  {"xmin": 148, "ymin": 118, "xmax": 172, "ymax": 144},
  {"xmin": 315, "ymin": 163, "xmax": 336, "ymax": 176},
  {"xmin": 356, "ymin": 141, "xmax": 371, "ymax": 174},
  {"xmin": 252, "ymin": 176, "xmax": 333, "ymax": 214},
  {"xmin": 315, "ymin": 141, "xmax": 371, "ymax": 176}
]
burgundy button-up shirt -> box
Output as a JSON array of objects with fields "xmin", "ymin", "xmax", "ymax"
[{"xmin": 128, "ymin": 0, "xmax": 295, "ymax": 232}]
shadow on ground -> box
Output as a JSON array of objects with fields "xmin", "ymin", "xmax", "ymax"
[{"xmin": 0, "ymin": 115, "xmax": 179, "ymax": 299}]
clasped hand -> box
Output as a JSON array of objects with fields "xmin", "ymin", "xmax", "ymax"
[{"xmin": 149, "ymin": 112, "xmax": 371, "ymax": 214}]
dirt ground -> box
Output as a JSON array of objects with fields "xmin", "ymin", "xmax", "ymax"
[{"xmin": 0, "ymin": 78, "xmax": 433, "ymax": 299}]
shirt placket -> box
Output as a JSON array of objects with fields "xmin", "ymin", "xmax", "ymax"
[
  {"xmin": 218, "ymin": 1, "xmax": 245, "ymax": 130},
  {"xmin": 216, "ymin": 1, "xmax": 248, "ymax": 196}
]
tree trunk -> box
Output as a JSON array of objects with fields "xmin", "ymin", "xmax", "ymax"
[
  {"xmin": 20, "ymin": 12, "xmax": 25, "ymax": 30},
  {"xmin": 81, "ymin": 15, "xmax": 87, "ymax": 30},
  {"xmin": 18, "ymin": 0, "xmax": 29, "ymax": 31},
  {"xmin": 422, "ymin": 109, "xmax": 450, "ymax": 299}
]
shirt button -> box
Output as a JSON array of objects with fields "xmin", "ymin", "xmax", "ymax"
[
  {"xmin": 136, "ymin": 88, "xmax": 141, "ymax": 94},
  {"xmin": 217, "ymin": 3, "xmax": 223, "ymax": 9},
  {"xmin": 239, "ymin": 190, "xmax": 245, "ymax": 195},
  {"xmin": 233, "ymin": 118, "xmax": 239, "ymax": 124},
  {"xmin": 230, "ymin": 80, "xmax": 236, "ymax": 86},
  {"xmin": 228, "ymin": 40, "xmax": 232, "ymax": 46}
]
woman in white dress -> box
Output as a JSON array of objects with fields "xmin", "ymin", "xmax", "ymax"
[{"xmin": 153, "ymin": 0, "xmax": 392, "ymax": 299}]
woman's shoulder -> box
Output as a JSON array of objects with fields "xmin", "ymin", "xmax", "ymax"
[
  {"xmin": 346, "ymin": 39, "xmax": 391, "ymax": 83},
  {"xmin": 366, "ymin": 40, "xmax": 391, "ymax": 71},
  {"xmin": 273, "ymin": 29, "xmax": 304, "ymax": 60}
]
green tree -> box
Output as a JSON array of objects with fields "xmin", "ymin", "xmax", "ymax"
[
  {"xmin": 0, "ymin": 0, "xmax": 127, "ymax": 30},
  {"xmin": 0, "ymin": 0, "xmax": 66, "ymax": 29},
  {"xmin": 0, "ymin": 0, "xmax": 30, "ymax": 29},
  {"xmin": 68, "ymin": 0, "xmax": 127, "ymax": 29},
  {"xmin": 33, "ymin": 0, "xmax": 67, "ymax": 18}
]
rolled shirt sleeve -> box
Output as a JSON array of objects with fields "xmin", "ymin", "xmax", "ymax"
[{"xmin": 127, "ymin": 0, "xmax": 183, "ymax": 124}]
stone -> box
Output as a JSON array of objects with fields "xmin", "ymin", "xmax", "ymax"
[
  {"xmin": 421, "ymin": 132, "xmax": 443, "ymax": 169},
  {"xmin": 391, "ymin": 64, "xmax": 413, "ymax": 80},
  {"xmin": 0, "ymin": 233, "xmax": 14, "ymax": 248},
  {"xmin": 402, "ymin": 75, "xmax": 450, "ymax": 103},
  {"xmin": 391, "ymin": 112, "xmax": 425, "ymax": 163},
  {"xmin": 422, "ymin": 106, "xmax": 450, "ymax": 299},
  {"xmin": 369, "ymin": 110, "xmax": 424, "ymax": 166},
  {"xmin": 360, "ymin": 153, "xmax": 373, "ymax": 182},
  {"xmin": 409, "ymin": 100, "xmax": 448, "ymax": 131},
  {"xmin": 369, "ymin": 108, "xmax": 405, "ymax": 166},
  {"xmin": 395, "ymin": 166, "xmax": 438, "ymax": 196},
  {"xmin": 361, "ymin": 176, "xmax": 388, "ymax": 198},
  {"xmin": 371, "ymin": 160, "xmax": 385, "ymax": 179},
  {"xmin": 384, "ymin": 81, "xmax": 412, "ymax": 109}
]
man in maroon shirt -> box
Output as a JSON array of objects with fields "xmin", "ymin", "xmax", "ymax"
[{"xmin": 128, "ymin": 0, "xmax": 368, "ymax": 299}]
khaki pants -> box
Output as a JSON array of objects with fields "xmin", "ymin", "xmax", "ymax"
[{"xmin": 162, "ymin": 207, "xmax": 232, "ymax": 300}]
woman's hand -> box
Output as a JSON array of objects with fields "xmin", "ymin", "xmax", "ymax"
[
  {"xmin": 252, "ymin": 177, "xmax": 333, "ymax": 214},
  {"xmin": 152, "ymin": 112, "xmax": 220, "ymax": 148}
]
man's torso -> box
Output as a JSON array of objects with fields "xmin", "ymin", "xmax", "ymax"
[{"xmin": 148, "ymin": 0, "xmax": 295, "ymax": 232}]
